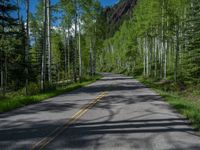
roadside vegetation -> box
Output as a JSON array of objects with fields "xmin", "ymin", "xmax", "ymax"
[
  {"xmin": 0, "ymin": 0, "xmax": 105, "ymax": 111},
  {"xmin": 0, "ymin": 75, "xmax": 101, "ymax": 113},
  {"xmin": 1, "ymin": 0, "xmax": 199, "ymax": 130},
  {"xmin": 137, "ymin": 76, "xmax": 200, "ymax": 131},
  {"xmin": 99, "ymin": 0, "xmax": 200, "ymax": 131}
]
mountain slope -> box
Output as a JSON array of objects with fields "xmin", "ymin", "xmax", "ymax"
[{"xmin": 104, "ymin": 0, "xmax": 137, "ymax": 36}]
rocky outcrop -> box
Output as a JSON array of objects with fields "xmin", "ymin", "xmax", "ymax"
[{"xmin": 105, "ymin": 0, "xmax": 137, "ymax": 26}]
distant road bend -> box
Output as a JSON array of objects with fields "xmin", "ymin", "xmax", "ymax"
[{"xmin": 0, "ymin": 73, "xmax": 200, "ymax": 150}]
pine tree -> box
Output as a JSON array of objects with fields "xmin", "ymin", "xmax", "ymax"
[
  {"xmin": 185, "ymin": 0, "xmax": 200, "ymax": 83},
  {"xmin": 0, "ymin": 0, "xmax": 18, "ymax": 95}
]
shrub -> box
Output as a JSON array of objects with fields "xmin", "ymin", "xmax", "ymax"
[{"xmin": 24, "ymin": 82, "xmax": 40, "ymax": 95}]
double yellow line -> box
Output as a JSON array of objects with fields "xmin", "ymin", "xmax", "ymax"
[{"xmin": 30, "ymin": 92, "xmax": 108, "ymax": 150}]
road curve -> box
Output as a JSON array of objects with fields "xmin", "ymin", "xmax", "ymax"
[{"xmin": 0, "ymin": 73, "xmax": 200, "ymax": 150}]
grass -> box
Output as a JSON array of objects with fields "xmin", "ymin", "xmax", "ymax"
[
  {"xmin": 137, "ymin": 76, "xmax": 200, "ymax": 131},
  {"xmin": 0, "ymin": 75, "xmax": 101, "ymax": 113}
]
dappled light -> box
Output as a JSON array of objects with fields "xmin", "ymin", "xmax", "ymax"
[{"xmin": 0, "ymin": 0, "xmax": 200, "ymax": 149}]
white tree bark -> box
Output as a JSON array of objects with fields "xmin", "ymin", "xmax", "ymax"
[
  {"xmin": 164, "ymin": 41, "xmax": 167, "ymax": 79},
  {"xmin": 145, "ymin": 36, "xmax": 149, "ymax": 77},
  {"xmin": 90, "ymin": 39, "xmax": 94, "ymax": 76},
  {"xmin": 67, "ymin": 26, "xmax": 70, "ymax": 78},
  {"xmin": 174, "ymin": 24, "xmax": 180, "ymax": 82},
  {"xmin": 63, "ymin": 28, "xmax": 67, "ymax": 79},
  {"xmin": 78, "ymin": 17, "xmax": 82, "ymax": 79},
  {"xmin": 143, "ymin": 38, "xmax": 146, "ymax": 76},
  {"xmin": 154, "ymin": 37, "xmax": 157, "ymax": 78},
  {"xmin": 25, "ymin": 0, "xmax": 29, "ymax": 95},
  {"xmin": 47, "ymin": 0, "xmax": 52, "ymax": 83}
]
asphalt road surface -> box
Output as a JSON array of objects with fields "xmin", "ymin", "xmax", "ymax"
[{"xmin": 0, "ymin": 73, "xmax": 200, "ymax": 150}]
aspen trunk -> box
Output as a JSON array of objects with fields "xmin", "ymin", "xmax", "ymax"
[
  {"xmin": 25, "ymin": 0, "xmax": 29, "ymax": 95},
  {"xmin": 145, "ymin": 36, "xmax": 149, "ymax": 77},
  {"xmin": 64, "ymin": 29, "xmax": 67, "ymax": 79},
  {"xmin": 174, "ymin": 24, "xmax": 180, "ymax": 82},
  {"xmin": 73, "ymin": 0, "xmax": 77, "ymax": 82},
  {"xmin": 164, "ymin": 41, "xmax": 167, "ymax": 79},
  {"xmin": 78, "ymin": 17, "xmax": 82, "ymax": 80},
  {"xmin": 41, "ymin": 0, "xmax": 47, "ymax": 91},
  {"xmin": 67, "ymin": 26, "xmax": 70, "ymax": 78},
  {"xmin": 154, "ymin": 37, "xmax": 157, "ymax": 78},
  {"xmin": 149, "ymin": 37, "xmax": 153, "ymax": 77},
  {"xmin": 90, "ymin": 39, "xmax": 94, "ymax": 76},
  {"xmin": 143, "ymin": 38, "xmax": 146, "ymax": 76},
  {"xmin": 47, "ymin": 0, "xmax": 52, "ymax": 83}
]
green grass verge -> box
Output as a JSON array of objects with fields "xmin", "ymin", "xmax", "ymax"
[
  {"xmin": 137, "ymin": 76, "xmax": 200, "ymax": 131},
  {"xmin": 0, "ymin": 76, "xmax": 101, "ymax": 113}
]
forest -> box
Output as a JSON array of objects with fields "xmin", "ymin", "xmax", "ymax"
[
  {"xmin": 102, "ymin": 0, "xmax": 200, "ymax": 84},
  {"xmin": 0, "ymin": 0, "xmax": 105, "ymax": 97},
  {"xmin": 0, "ymin": 0, "xmax": 200, "ymax": 112}
]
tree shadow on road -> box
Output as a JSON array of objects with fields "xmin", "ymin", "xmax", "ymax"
[
  {"xmin": 1, "ymin": 75, "xmax": 200, "ymax": 150},
  {"xmin": 0, "ymin": 95, "xmax": 199, "ymax": 150},
  {"xmin": 45, "ymin": 117, "xmax": 199, "ymax": 150}
]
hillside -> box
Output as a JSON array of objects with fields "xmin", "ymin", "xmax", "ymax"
[{"xmin": 104, "ymin": 0, "xmax": 137, "ymax": 36}]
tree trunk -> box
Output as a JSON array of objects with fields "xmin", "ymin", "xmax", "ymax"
[
  {"xmin": 160, "ymin": 40, "xmax": 163, "ymax": 79},
  {"xmin": 149, "ymin": 36, "xmax": 153, "ymax": 77},
  {"xmin": 90, "ymin": 39, "xmax": 94, "ymax": 76},
  {"xmin": 41, "ymin": 0, "xmax": 47, "ymax": 91},
  {"xmin": 67, "ymin": 26, "xmax": 70, "ymax": 78},
  {"xmin": 1, "ymin": 0, "xmax": 5, "ymax": 96},
  {"xmin": 63, "ymin": 28, "xmax": 67, "ymax": 79},
  {"xmin": 174, "ymin": 24, "xmax": 180, "ymax": 82},
  {"xmin": 73, "ymin": 0, "xmax": 77, "ymax": 82},
  {"xmin": 0, "ymin": 66, "xmax": 3, "ymax": 96},
  {"xmin": 47, "ymin": 0, "xmax": 52, "ymax": 83},
  {"xmin": 5, "ymin": 53, "xmax": 7, "ymax": 92},
  {"xmin": 145, "ymin": 36, "xmax": 149, "ymax": 77},
  {"xmin": 164, "ymin": 41, "xmax": 167, "ymax": 79},
  {"xmin": 78, "ymin": 16, "xmax": 82, "ymax": 80},
  {"xmin": 154, "ymin": 37, "xmax": 157, "ymax": 78},
  {"xmin": 143, "ymin": 38, "xmax": 146, "ymax": 76},
  {"xmin": 160, "ymin": 0, "xmax": 164, "ymax": 79},
  {"xmin": 25, "ymin": 0, "xmax": 29, "ymax": 95}
]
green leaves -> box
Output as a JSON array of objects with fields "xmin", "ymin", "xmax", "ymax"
[{"xmin": 100, "ymin": 0, "xmax": 200, "ymax": 84}]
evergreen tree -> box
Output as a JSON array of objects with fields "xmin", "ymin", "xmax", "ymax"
[
  {"xmin": 0, "ymin": 0, "xmax": 19, "ymax": 95},
  {"xmin": 185, "ymin": 0, "xmax": 200, "ymax": 83}
]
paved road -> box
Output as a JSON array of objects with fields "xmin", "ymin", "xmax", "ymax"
[{"xmin": 0, "ymin": 73, "xmax": 200, "ymax": 150}]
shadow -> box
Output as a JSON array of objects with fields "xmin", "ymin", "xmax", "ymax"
[
  {"xmin": 0, "ymin": 99, "xmax": 91, "ymax": 118},
  {"xmin": 70, "ymin": 83, "xmax": 147, "ymax": 94},
  {"xmin": 95, "ymin": 94, "xmax": 162, "ymax": 108},
  {"xmin": 75, "ymin": 118, "xmax": 189, "ymax": 126},
  {"xmin": 99, "ymin": 77, "xmax": 134, "ymax": 82},
  {"xmin": 43, "ymin": 117, "xmax": 199, "ymax": 150},
  {"xmin": 0, "ymin": 73, "xmax": 147, "ymax": 118},
  {"xmin": 1, "ymin": 73, "xmax": 200, "ymax": 150},
  {"xmin": 0, "ymin": 117, "xmax": 199, "ymax": 150}
]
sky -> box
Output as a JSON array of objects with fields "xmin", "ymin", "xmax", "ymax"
[
  {"xmin": 100, "ymin": 0, "xmax": 118, "ymax": 7},
  {"xmin": 18, "ymin": 0, "xmax": 118, "ymax": 26},
  {"xmin": 26, "ymin": 0, "xmax": 118, "ymax": 14}
]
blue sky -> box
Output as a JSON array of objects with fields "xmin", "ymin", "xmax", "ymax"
[
  {"xmin": 100, "ymin": 0, "xmax": 118, "ymax": 7},
  {"xmin": 18, "ymin": 0, "xmax": 118, "ymax": 26},
  {"xmin": 26, "ymin": 0, "xmax": 118, "ymax": 14}
]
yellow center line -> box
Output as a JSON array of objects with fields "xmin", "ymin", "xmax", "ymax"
[{"xmin": 30, "ymin": 92, "xmax": 108, "ymax": 150}]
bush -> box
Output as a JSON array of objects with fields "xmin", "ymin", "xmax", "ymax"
[
  {"xmin": 24, "ymin": 82, "xmax": 40, "ymax": 95},
  {"xmin": 45, "ymin": 82, "xmax": 56, "ymax": 91}
]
